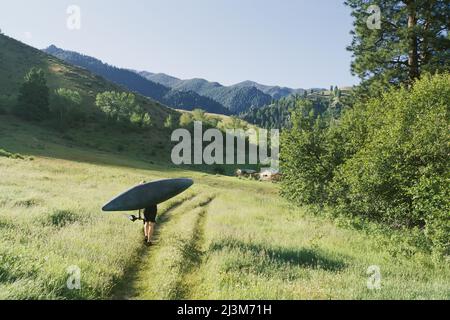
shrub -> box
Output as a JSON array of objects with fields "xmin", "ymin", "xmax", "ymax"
[
  {"xmin": 280, "ymin": 100, "xmax": 336, "ymax": 205},
  {"xmin": 164, "ymin": 115, "xmax": 174, "ymax": 129},
  {"xmin": 95, "ymin": 91, "xmax": 151, "ymax": 129},
  {"xmin": 179, "ymin": 113, "xmax": 193, "ymax": 127},
  {"xmin": 0, "ymin": 149, "xmax": 25, "ymax": 160},
  {"xmin": 50, "ymin": 88, "xmax": 84, "ymax": 130},
  {"xmin": 329, "ymin": 74, "xmax": 450, "ymax": 254},
  {"xmin": 0, "ymin": 94, "xmax": 15, "ymax": 114},
  {"xmin": 281, "ymin": 73, "xmax": 450, "ymax": 255}
]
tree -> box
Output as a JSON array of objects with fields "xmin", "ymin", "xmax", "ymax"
[
  {"xmin": 164, "ymin": 114, "xmax": 174, "ymax": 129},
  {"xmin": 192, "ymin": 108, "xmax": 206, "ymax": 122},
  {"xmin": 50, "ymin": 88, "xmax": 83, "ymax": 128},
  {"xmin": 179, "ymin": 113, "xmax": 193, "ymax": 127},
  {"xmin": 95, "ymin": 91, "xmax": 150, "ymax": 128},
  {"xmin": 96, "ymin": 91, "xmax": 136, "ymax": 122},
  {"xmin": 346, "ymin": 0, "xmax": 450, "ymax": 95},
  {"xmin": 328, "ymin": 73, "xmax": 449, "ymax": 255},
  {"xmin": 280, "ymin": 99, "xmax": 335, "ymax": 205},
  {"xmin": 0, "ymin": 95, "xmax": 14, "ymax": 114},
  {"xmin": 15, "ymin": 68, "xmax": 50, "ymax": 120}
]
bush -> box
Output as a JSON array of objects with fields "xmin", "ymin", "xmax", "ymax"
[
  {"xmin": 50, "ymin": 88, "xmax": 84, "ymax": 130},
  {"xmin": 164, "ymin": 115, "xmax": 173, "ymax": 129},
  {"xmin": 0, "ymin": 149, "xmax": 25, "ymax": 160},
  {"xmin": 280, "ymin": 100, "xmax": 337, "ymax": 205},
  {"xmin": 0, "ymin": 94, "xmax": 15, "ymax": 114},
  {"xmin": 179, "ymin": 113, "xmax": 193, "ymax": 127},
  {"xmin": 281, "ymin": 73, "xmax": 450, "ymax": 255},
  {"xmin": 328, "ymin": 74, "xmax": 449, "ymax": 254},
  {"xmin": 95, "ymin": 91, "xmax": 151, "ymax": 129}
]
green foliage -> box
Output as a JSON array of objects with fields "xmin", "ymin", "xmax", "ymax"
[
  {"xmin": 192, "ymin": 109, "xmax": 206, "ymax": 122},
  {"xmin": 14, "ymin": 68, "xmax": 50, "ymax": 121},
  {"xmin": 0, "ymin": 95, "xmax": 14, "ymax": 114},
  {"xmin": 242, "ymin": 94, "xmax": 346, "ymax": 130},
  {"xmin": 346, "ymin": 0, "xmax": 450, "ymax": 96},
  {"xmin": 50, "ymin": 88, "xmax": 84, "ymax": 130},
  {"xmin": 0, "ymin": 149, "xmax": 25, "ymax": 160},
  {"xmin": 280, "ymin": 100, "xmax": 336, "ymax": 204},
  {"xmin": 281, "ymin": 74, "xmax": 450, "ymax": 255},
  {"xmin": 179, "ymin": 113, "xmax": 193, "ymax": 127},
  {"xmin": 164, "ymin": 114, "xmax": 174, "ymax": 129},
  {"xmin": 0, "ymin": 35, "xmax": 172, "ymax": 131},
  {"xmin": 329, "ymin": 73, "xmax": 450, "ymax": 255},
  {"xmin": 95, "ymin": 91, "xmax": 151, "ymax": 129}
]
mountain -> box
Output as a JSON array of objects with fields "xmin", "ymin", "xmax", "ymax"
[
  {"xmin": 43, "ymin": 46, "xmax": 230, "ymax": 115},
  {"xmin": 0, "ymin": 35, "xmax": 173, "ymax": 125},
  {"xmin": 138, "ymin": 72, "xmax": 183, "ymax": 88},
  {"xmin": 140, "ymin": 75, "xmax": 273, "ymax": 114},
  {"xmin": 233, "ymin": 81, "xmax": 306, "ymax": 100}
]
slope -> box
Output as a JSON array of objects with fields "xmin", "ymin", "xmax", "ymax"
[
  {"xmin": 44, "ymin": 46, "xmax": 230, "ymax": 115},
  {"xmin": 0, "ymin": 35, "xmax": 173, "ymax": 126},
  {"xmin": 140, "ymin": 75, "xmax": 274, "ymax": 114}
]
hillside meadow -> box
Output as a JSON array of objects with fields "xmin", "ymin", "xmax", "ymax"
[{"xmin": 0, "ymin": 115, "xmax": 448, "ymax": 300}]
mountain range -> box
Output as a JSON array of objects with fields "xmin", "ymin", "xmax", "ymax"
[
  {"xmin": 43, "ymin": 45, "xmax": 230, "ymax": 115},
  {"xmin": 44, "ymin": 45, "xmax": 321, "ymax": 115},
  {"xmin": 141, "ymin": 74, "xmax": 306, "ymax": 101}
]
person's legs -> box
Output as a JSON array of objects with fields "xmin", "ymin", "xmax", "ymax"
[
  {"xmin": 147, "ymin": 222, "xmax": 156, "ymax": 243},
  {"xmin": 145, "ymin": 222, "xmax": 151, "ymax": 238},
  {"xmin": 144, "ymin": 222, "xmax": 150, "ymax": 240}
]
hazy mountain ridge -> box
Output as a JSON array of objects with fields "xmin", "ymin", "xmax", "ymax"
[
  {"xmin": 43, "ymin": 46, "xmax": 230, "ymax": 115},
  {"xmin": 44, "ymin": 46, "xmax": 325, "ymax": 115},
  {"xmin": 233, "ymin": 80, "xmax": 307, "ymax": 100},
  {"xmin": 140, "ymin": 74, "xmax": 274, "ymax": 114}
]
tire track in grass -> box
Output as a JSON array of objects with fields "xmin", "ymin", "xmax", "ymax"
[
  {"xmin": 128, "ymin": 194, "xmax": 215, "ymax": 300},
  {"xmin": 170, "ymin": 196, "xmax": 214, "ymax": 300},
  {"xmin": 111, "ymin": 193, "xmax": 198, "ymax": 300}
]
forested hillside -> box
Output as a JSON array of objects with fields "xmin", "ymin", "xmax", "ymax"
[
  {"xmin": 0, "ymin": 35, "xmax": 173, "ymax": 126},
  {"xmin": 141, "ymin": 74, "xmax": 274, "ymax": 114},
  {"xmin": 242, "ymin": 88, "xmax": 347, "ymax": 129},
  {"xmin": 43, "ymin": 46, "xmax": 230, "ymax": 115}
]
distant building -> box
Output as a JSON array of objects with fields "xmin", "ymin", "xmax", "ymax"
[{"xmin": 259, "ymin": 168, "xmax": 282, "ymax": 182}]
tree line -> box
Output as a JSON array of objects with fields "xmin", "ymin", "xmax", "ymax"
[{"xmin": 9, "ymin": 67, "xmax": 153, "ymax": 131}]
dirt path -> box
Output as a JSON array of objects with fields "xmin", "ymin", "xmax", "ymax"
[
  {"xmin": 169, "ymin": 199, "xmax": 211, "ymax": 299},
  {"xmin": 111, "ymin": 193, "xmax": 214, "ymax": 300},
  {"xmin": 111, "ymin": 194, "xmax": 198, "ymax": 300}
]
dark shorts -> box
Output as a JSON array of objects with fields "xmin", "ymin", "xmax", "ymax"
[{"xmin": 143, "ymin": 205, "xmax": 157, "ymax": 223}]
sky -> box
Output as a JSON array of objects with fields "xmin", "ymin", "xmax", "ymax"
[{"xmin": 0, "ymin": 0, "xmax": 359, "ymax": 89}]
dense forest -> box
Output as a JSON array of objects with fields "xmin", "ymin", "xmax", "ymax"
[
  {"xmin": 157, "ymin": 77, "xmax": 275, "ymax": 114},
  {"xmin": 242, "ymin": 87, "xmax": 346, "ymax": 129}
]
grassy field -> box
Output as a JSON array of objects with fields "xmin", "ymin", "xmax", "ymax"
[{"xmin": 0, "ymin": 115, "xmax": 449, "ymax": 300}]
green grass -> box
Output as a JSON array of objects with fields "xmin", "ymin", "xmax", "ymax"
[{"xmin": 0, "ymin": 115, "xmax": 449, "ymax": 300}]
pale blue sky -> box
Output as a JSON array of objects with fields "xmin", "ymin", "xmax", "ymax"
[{"xmin": 0, "ymin": 0, "xmax": 358, "ymax": 88}]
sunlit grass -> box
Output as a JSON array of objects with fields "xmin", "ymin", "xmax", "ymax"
[{"xmin": 0, "ymin": 117, "xmax": 448, "ymax": 300}]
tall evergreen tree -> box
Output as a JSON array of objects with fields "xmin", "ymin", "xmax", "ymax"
[
  {"xmin": 15, "ymin": 68, "xmax": 50, "ymax": 120},
  {"xmin": 345, "ymin": 0, "xmax": 450, "ymax": 95}
]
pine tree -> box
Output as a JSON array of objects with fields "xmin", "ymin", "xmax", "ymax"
[
  {"xmin": 345, "ymin": 0, "xmax": 449, "ymax": 95},
  {"xmin": 15, "ymin": 68, "xmax": 50, "ymax": 121}
]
